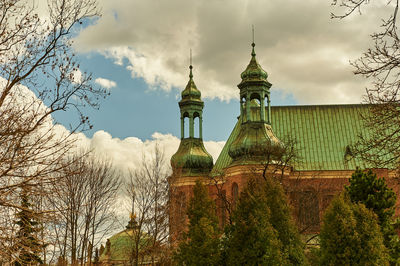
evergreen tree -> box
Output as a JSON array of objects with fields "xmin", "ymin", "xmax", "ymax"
[
  {"xmin": 94, "ymin": 248, "xmax": 99, "ymax": 265},
  {"xmin": 174, "ymin": 180, "xmax": 221, "ymax": 266},
  {"xmin": 320, "ymin": 193, "xmax": 389, "ymax": 266},
  {"xmin": 99, "ymin": 244, "xmax": 105, "ymax": 257},
  {"xmin": 14, "ymin": 190, "xmax": 43, "ymax": 265},
  {"xmin": 223, "ymin": 178, "xmax": 284, "ymax": 266},
  {"xmin": 346, "ymin": 168, "xmax": 396, "ymax": 227},
  {"xmin": 346, "ymin": 168, "xmax": 400, "ymax": 264},
  {"xmin": 263, "ymin": 176, "xmax": 306, "ymax": 265}
]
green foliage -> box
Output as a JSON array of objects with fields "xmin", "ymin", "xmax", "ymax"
[
  {"xmin": 306, "ymin": 247, "xmax": 321, "ymax": 266},
  {"xmin": 223, "ymin": 177, "xmax": 306, "ymax": 266},
  {"xmin": 320, "ymin": 193, "xmax": 389, "ymax": 266},
  {"xmin": 346, "ymin": 168, "xmax": 400, "ymax": 264},
  {"xmin": 14, "ymin": 190, "xmax": 43, "ymax": 265},
  {"xmin": 174, "ymin": 180, "xmax": 221, "ymax": 266},
  {"xmin": 263, "ymin": 176, "xmax": 306, "ymax": 265},
  {"xmin": 346, "ymin": 168, "xmax": 396, "ymax": 227},
  {"xmin": 94, "ymin": 248, "xmax": 99, "ymax": 265}
]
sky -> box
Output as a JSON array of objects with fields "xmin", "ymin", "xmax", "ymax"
[
  {"xmin": 45, "ymin": 0, "xmax": 393, "ymax": 182},
  {"xmin": 27, "ymin": 0, "xmax": 391, "ymax": 190},
  {"xmin": 20, "ymin": 0, "xmax": 392, "ymax": 234},
  {"xmin": 59, "ymin": 0, "xmax": 390, "ymax": 141}
]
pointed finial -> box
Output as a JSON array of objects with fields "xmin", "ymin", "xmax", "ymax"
[
  {"xmin": 252, "ymin": 25, "xmax": 255, "ymax": 44},
  {"xmin": 251, "ymin": 25, "xmax": 256, "ymax": 57},
  {"xmin": 189, "ymin": 49, "xmax": 193, "ymax": 79}
]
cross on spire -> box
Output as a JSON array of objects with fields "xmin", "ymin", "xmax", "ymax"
[
  {"xmin": 251, "ymin": 25, "xmax": 256, "ymax": 56},
  {"xmin": 189, "ymin": 48, "xmax": 193, "ymax": 79},
  {"xmin": 252, "ymin": 24, "xmax": 255, "ymax": 44}
]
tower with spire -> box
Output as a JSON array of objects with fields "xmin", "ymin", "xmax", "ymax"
[
  {"xmin": 228, "ymin": 40, "xmax": 282, "ymax": 166},
  {"xmin": 167, "ymin": 30, "xmax": 400, "ymax": 244},
  {"xmin": 170, "ymin": 61, "xmax": 213, "ymax": 177},
  {"xmin": 169, "ymin": 59, "xmax": 214, "ymax": 244}
]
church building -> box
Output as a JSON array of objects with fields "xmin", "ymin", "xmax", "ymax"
[{"xmin": 169, "ymin": 41, "xmax": 400, "ymax": 242}]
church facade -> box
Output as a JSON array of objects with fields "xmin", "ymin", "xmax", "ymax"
[{"xmin": 169, "ymin": 42, "xmax": 400, "ymax": 242}]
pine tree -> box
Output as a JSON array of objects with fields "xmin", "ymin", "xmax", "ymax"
[
  {"xmin": 346, "ymin": 168, "xmax": 396, "ymax": 227},
  {"xmin": 14, "ymin": 189, "xmax": 43, "ymax": 265},
  {"xmin": 223, "ymin": 178, "xmax": 284, "ymax": 266},
  {"xmin": 346, "ymin": 168, "xmax": 400, "ymax": 264},
  {"xmin": 320, "ymin": 193, "xmax": 389, "ymax": 266},
  {"xmin": 99, "ymin": 244, "xmax": 105, "ymax": 257},
  {"xmin": 94, "ymin": 248, "xmax": 99, "ymax": 265},
  {"xmin": 174, "ymin": 180, "xmax": 221, "ymax": 266},
  {"xmin": 263, "ymin": 176, "xmax": 306, "ymax": 265}
]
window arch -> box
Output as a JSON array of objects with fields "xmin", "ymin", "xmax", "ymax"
[
  {"xmin": 265, "ymin": 94, "xmax": 270, "ymax": 123},
  {"xmin": 183, "ymin": 112, "xmax": 189, "ymax": 138},
  {"xmin": 171, "ymin": 191, "xmax": 187, "ymax": 234},
  {"xmin": 250, "ymin": 97, "xmax": 261, "ymax": 121},
  {"xmin": 232, "ymin": 182, "xmax": 239, "ymax": 209},
  {"xmin": 250, "ymin": 93, "xmax": 260, "ymax": 101},
  {"xmin": 193, "ymin": 112, "xmax": 200, "ymax": 138},
  {"xmin": 215, "ymin": 190, "xmax": 227, "ymax": 227},
  {"xmin": 241, "ymin": 96, "xmax": 247, "ymax": 122},
  {"xmin": 297, "ymin": 189, "xmax": 319, "ymax": 231}
]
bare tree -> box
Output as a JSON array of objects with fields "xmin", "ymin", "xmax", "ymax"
[
  {"xmin": 0, "ymin": 0, "xmax": 108, "ymax": 263},
  {"xmin": 210, "ymin": 136, "xmax": 302, "ymax": 227},
  {"xmin": 46, "ymin": 152, "xmax": 120, "ymax": 265},
  {"xmin": 125, "ymin": 145, "xmax": 171, "ymax": 266},
  {"xmin": 331, "ymin": 0, "xmax": 400, "ymax": 170}
]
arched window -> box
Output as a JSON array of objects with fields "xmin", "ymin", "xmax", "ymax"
[
  {"xmin": 215, "ymin": 190, "xmax": 227, "ymax": 227},
  {"xmin": 232, "ymin": 182, "xmax": 239, "ymax": 209},
  {"xmin": 297, "ymin": 189, "xmax": 319, "ymax": 232},
  {"xmin": 171, "ymin": 191, "xmax": 187, "ymax": 237},
  {"xmin": 177, "ymin": 191, "xmax": 187, "ymax": 223},
  {"xmin": 265, "ymin": 94, "xmax": 270, "ymax": 123},
  {"xmin": 183, "ymin": 113, "xmax": 189, "ymax": 138},
  {"xmin": 241, "ymin": 96, "xmax": 247, "ymax": 122},
  {"xmin": 250, "ymin": 93, "xmax": 261, "ymax": 121},
  {"xmin": 193, "ymin": 112, "xmax": 200, "ymax": 138}
]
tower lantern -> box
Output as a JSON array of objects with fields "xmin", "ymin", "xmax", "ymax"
[
  {"xmin": 170, "ymin": 63, "xmax": 213, "ymax": 176},
  {"xmin": 228, "ymin": 41, "xmax": 282, "ymax": 165}
]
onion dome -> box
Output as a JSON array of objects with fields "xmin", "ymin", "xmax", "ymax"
[
  {"xmin": 228, "ymin": 100, "xmax": 283, "ymax": 163},
  {"xmin": 181, "ymin": 65, "xmax": 202, "ymax": 102},
  {"xmin": 228, "ymin": 40, "xmax": 282, "ymax": 165},
  {"xmin": 171, "ymin": 62, "xmax": 213, "ymax": 176},
  {"xmin": 171, "ymin": 138, "xmax": 213, "ymax": 176},
  {"xmin": 99, "ymin": 216, "xmax": 155, "ymax": 264},
  {"xmin": 238, "ymin": 42, "xmax": 270, "ymax": 88}
]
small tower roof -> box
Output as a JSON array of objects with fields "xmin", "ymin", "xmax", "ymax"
[
  {"xmin": 228, "ymin": 39, "xmax": 282, "ymax": 165},
  {"xmin": 181, "ymin": 65, "xmax": 202, "ymax": 102},
  {"xmin": 171, "ymin": 61, "xmax": 213, "ymax": 176},
  {"xmin": 239, "ymin": 42, "xmax": 269, "ymax": 87}
]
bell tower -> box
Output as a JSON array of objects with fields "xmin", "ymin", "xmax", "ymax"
[
  {"xmin": 170, "ymin": 62, "xmax": 213, "ymax": 176},
  {"xmin": 228, "ymin": 41, "xmax": 282, "ymax": 165},
  {"xmin": 169, "ymin": 61, "xmax": 213, "ymax": 244}
]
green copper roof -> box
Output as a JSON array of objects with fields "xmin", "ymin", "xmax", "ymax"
[
  {"xmin": 99, "ymin": 228, "xmax": 152, "ymax": 262},
  {"xmin": 171, "ymin": 138, "xmax": 213, "ymax": 176},
  {"xmin": 213, "ymin": 104, "xmax": 373, "ymax": 173},
  {"xmin": 181, "ymin": 65, "xmax": 202, "ymax": 102},
  {"xmin": 228, "ymin": 99, "xmax": 282, "ymax": 164},
  {"xmin": 239, "ymin": 43, "xmax": 270, "ymax": 88}
]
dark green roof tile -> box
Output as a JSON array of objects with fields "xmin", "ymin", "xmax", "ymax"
[{"xmin": 212, "ymin": 104, "xmax": 376, "ymax": 173}]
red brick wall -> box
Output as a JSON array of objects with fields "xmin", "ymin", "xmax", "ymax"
[{"xmin": 169, "ymin": 167, "xmax": 400, "ymax": 241}]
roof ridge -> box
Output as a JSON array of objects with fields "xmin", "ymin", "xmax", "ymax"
[{"xmin": 271, "ymin": 103, "xmax": 370, "ymax": 108}]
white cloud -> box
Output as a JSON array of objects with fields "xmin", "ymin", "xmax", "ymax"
[
  {"xmin": 84, "ymin": 130, "xmax": 224, "ymax": 177},
  {"xmin": 76, "ymin": 130, "xmax": 225, "ymax": 232},
  {"xmin": 71, "ymin": 68, "xmax": 83, "ymax": 84},
  {"xmin": 73, "ymin": 0, "xmax": 394, "ymax": 104},
  {"xmin": 95, "ymin": 77, "xmax": 117, "ymax": 89}
]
